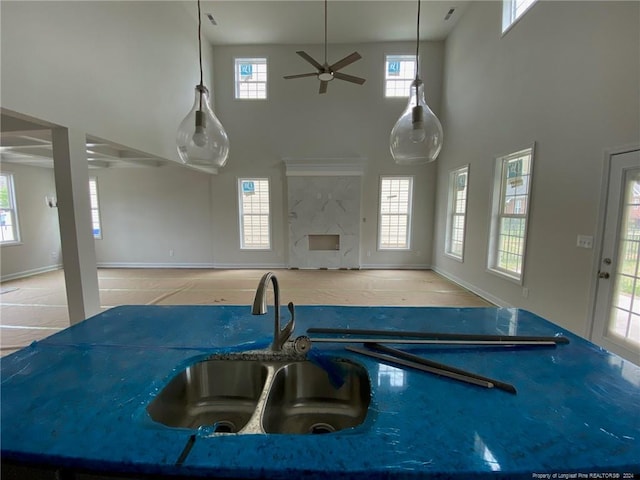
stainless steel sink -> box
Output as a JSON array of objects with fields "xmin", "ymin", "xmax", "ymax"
[
  {"xmin": 262, "ymin": 360, "xmax": 370, "ymax": 434},
  {"xmin": 147, "ymin": 356, "xmax": 370, "ymax": 435},
  {"xmin": 147, "ymin": 360, "xmax": 268, "ymax": 432}
]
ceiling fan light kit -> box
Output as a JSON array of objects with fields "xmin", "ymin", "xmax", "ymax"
[
  {"xmin": 283, "ymin": 0, "xmax": 366, "ymax": 94},
  {"xmin": 390, "ymin": 0, "xmax": 443, "ymax": 165}
]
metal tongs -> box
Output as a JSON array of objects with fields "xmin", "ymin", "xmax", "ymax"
[{"xmin": 307, "ymin": 327, "xmax": 570, "ymax": 395}]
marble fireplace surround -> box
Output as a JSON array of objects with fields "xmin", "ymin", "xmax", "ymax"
[{"xmin": 284, "ymin": 158, "xmax": 365, "ymax": 269}]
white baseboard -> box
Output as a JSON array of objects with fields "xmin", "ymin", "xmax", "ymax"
[
  {"xmin": 431, "ymin": 266, "xmax": 511, "ymax": 308},
  {"xmin": 1, "ymin": 264, "xmax": 63, "ymax": 282},
  {"xmin": 97, "ymin": 262, "xmax": 216, "ymax": 269},
  {"xmin": 97, "ymin": 262, "xmax": 289, "ymax": 270},
  {"xmin": 97, "ymin": 262, "xmax": 432, "ymax": 270},
  {"xmin": 359, "ymin": 264, "xmax": 431, "ymax": 270},
  {"xmin": 213, "ymin": 263, "xmax": 289, "ymax": 269}
]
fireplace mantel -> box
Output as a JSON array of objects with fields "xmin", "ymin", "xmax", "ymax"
[{"xmin": 283, "ymin": 158, "xmax": 366, "ymax": 177}]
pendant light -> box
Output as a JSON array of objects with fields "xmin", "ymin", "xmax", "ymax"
[
  {"xmin": 389, "ymin": 0, "xmax": 443, "ymax": 165},
  {"xmin": 176, "ymin": 0, "xmax": 229, "ymax": 169}
]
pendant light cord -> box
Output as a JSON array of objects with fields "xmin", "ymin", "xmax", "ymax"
[
  {"xmin": 324, "ymin": 0, "xmax": 328, "ymax": 64},
  {"xmin": 414, "ymin": 0, "xmax": 421, "ymax": 101},
  {"xmin": 415, "ymin": 0, "xmax": 421, "ymax": 77},
  {"xmin": 197, "ymin": 0, "xmax": 203, "ymax": 110}
]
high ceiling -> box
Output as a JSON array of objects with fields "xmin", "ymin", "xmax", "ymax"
[
  {"xmin": 0, "ymin": 111, "xmax": 171, "ymax": 171},
  {"xmin": 0, "ymin": 1, "xmax": 468, "ymax": 172},
  {"xmin": 188, "ymin": 1, "xmax": 469, "ymax": 45}
]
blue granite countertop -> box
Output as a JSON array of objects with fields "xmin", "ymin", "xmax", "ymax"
[{"xmin": 1, "ymin": 305, "xmax": 639, "ymax": 479}]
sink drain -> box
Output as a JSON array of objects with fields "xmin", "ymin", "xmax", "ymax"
[
  {"xmin": 309, "ymin": 423, "xmax": 335, "ymax": 434},
  {"xmin": 212, "ymin": 421, "xmax": 237, "ymax": 433}
]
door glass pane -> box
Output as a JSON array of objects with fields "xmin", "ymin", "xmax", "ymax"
[{"xmin": 609, "ymin": 169, "xmax": 640, "ymax": 346}]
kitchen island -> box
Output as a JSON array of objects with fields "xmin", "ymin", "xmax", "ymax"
[{"xmin": 2, "ymin": 305, "xmax": 639, "ymax": 479}]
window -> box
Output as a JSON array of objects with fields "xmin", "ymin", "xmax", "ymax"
[
  {"xmin": 379, "ymin": 176, "xmax": 413, "ymax": 250},
  {"xmin": 89, "ymin": 178, "xmax": 102, "ymax": 239},
  {"xmin": 238, "ymin": 178, "xmax": 270, "ymax": 249},
  {"xmin": 487, "ymin": 146, "xmax": 534, "ymax": 283},
  {"xmin": 385, "ymin": 55, "xmax": 417, "ymax": 97},
  {"xmin": 0, "ymin": 173, "xmax": 20, "ymax": 244},
  {"xmin": 445, "ymin": 165, "xmax": 469, "ymax": 261},
  {"xmin": 502, "ymin": 0, "xmax": 538, "ymax": 34},
  {"xmin": 234, "ymin": 58, "xmax": 267, "ymax": 99}
]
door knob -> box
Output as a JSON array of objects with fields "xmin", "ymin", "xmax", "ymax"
[{"xmin": 598, "ymin": 272, "xmax": 610, "ymax": 279}]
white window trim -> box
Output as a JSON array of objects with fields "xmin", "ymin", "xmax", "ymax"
[
  {"xmin": 445, "ymin": 165, "xmax": 470, "ymax": 262},
  {"xmin": 234, "ymin": 57, "xmax": 268, "ymax": 100},
  {"xmin": 384, "ymin": 53, "xmax": 418, "ymax": 98},
  {"xmin": 378, "ymin": 175, "xmax": 414, "ymax": 251},
  {"xmin": 0, "ymin": 172, "xmax": 21, "ymax": 246},
  {"xmin": 89, "ymin": 177, "xmax": 102, "ymax": 240},
  {"xmin": 487, "ymin": 144, "xmax": 535, "ymax": 285},
  {"xmin": 237, "ymin": 177, "xmax": 272, "ymax": 250},
  {"xmin": 502, "ymin": 0, "xmax": 538, "ymax": 36}
]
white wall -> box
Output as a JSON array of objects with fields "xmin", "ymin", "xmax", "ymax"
[
  {"xmin": 0, "ymin": 0, "xmax": 212, "ymax": 164},
  {"xmin": 210, "ymin": 42, "xmax": 444, "ymax": 268},
  {"xmin": 1, "ymin": 0, "xmax": 445, "ymax": 271},
  {"xmin": 433, "ymin": 1, "xmax": 640, "ymax": 336},
  {"xmin": 0, "ymin": 164, "xmax": 61, "ymax": 280},
  {"xmin": 93, "ymin": 166, "xmax": 215, "ymax": 267}
]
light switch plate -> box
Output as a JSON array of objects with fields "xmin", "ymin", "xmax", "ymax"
[{"xmin": 577, "ymin": 235, "xmax": 593, "ymax": 249}]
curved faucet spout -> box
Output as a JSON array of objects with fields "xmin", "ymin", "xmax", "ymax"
[{"xmin": 251, "ymin": 272, "xmax": 295, "ymax": 351}]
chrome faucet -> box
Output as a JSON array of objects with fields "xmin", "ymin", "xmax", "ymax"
[{"xmin": 251, "ymin": 272, "xmax": 295, "ymax": 351}]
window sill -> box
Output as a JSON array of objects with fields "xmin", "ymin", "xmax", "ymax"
[
  {"xmin": 0, "ymin": 241, "xmax": 24, "ymax": 247},
  {"xmin": 444, "ymin": 252, "xmax": 464, "ymax": 263},
  {"xmin": 487, "ymin": 266, "xmax": 523, "ymax": 285}
]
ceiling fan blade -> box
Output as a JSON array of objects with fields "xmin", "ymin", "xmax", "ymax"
[
  {"xmin": 329, "ymin": 52, "xmax": 362, "ymax": 72},
  {"xmin": 333, "ymin": 72, "xmax": 366, "ymax": 85},
  {"xmin": 296, "ymin": 51, "xmax": 323, "ymax": 71},
  {"xmin": 319, "ymin": 81, "xmax": 328, "ymax": 94},
  {"xmin": 284, "ymin": 72, "xmax": 318, "ymax": 80}
]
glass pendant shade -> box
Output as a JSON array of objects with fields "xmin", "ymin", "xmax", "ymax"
[
  {"xmin": 177, "ymin": 85, "xmax": 229, "ymax": 168},
  {"xmin": 390, "ymin": 78, "xmax": 443, "ymax": 165}
]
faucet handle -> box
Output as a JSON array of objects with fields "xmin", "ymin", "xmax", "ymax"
[{"xmin": 277, "ymin": 302, "xmax": 296, "ymax": 349}]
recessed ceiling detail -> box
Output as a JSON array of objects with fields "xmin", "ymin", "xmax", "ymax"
[{"xmin": 0, "ymin": 128, "xmax": 167, "ymax": 170}]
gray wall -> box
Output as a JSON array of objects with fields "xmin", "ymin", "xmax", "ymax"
[
  {"xmin": 208, "ymin": 42, "xmax": 443, "ymax": 268},
  {"xmin": 1, "ymin": 2, "xmax": 444, "ymax": 273},
  {"xmin": 2, "ymin": 1, "xmax": 639, "ymax": 342},
  {"xmin": 432, "ymin": 1, "xmax": 640, "ymax": 336},
  {"xmin": 93, "ymin": 166, "xmax": 215, "ymax": 267},
  {"xmin": 0, "ymin": 164, "xmax": 61, "ymax": 280},
  {"xmin": 0, "ymin": 0, "xmax": 213, "ymax": 164}
]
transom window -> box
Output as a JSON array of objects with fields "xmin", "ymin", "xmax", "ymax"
[
  {"xmin": 0, "ymin": 173, "xmax": 20, "ymax": 244},
  {"xmin": 488, "ymin": 146, "xmax": 534, "ymax": 283},
  {"xmin": 502, "ymin": 0, "xmax": 538, "ymax": 34},
  {"xmin": 445, "ymin": 165, "xmax": 469, "ymax": 261},
  {"xmin": 89, "ymin": 178, "xmax": 102, "ymax": 239},
  {"xmin": 384, "ymin": 55, "xmax": 417, "ymax": 97},
  {"xmin": 234, "ymin": 58, "xmax": 267, "ymax": 99},
  {"xmin": 238, "ymin": 178, "xmax": 271, "ymax": 249},
  {"xmin": 379, "ymin": 176, "xmax": 413, "ymax": 250}
]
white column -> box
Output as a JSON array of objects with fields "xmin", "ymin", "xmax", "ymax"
[{"xmin": 52, "ymin": 127, "xmax": 100, "ymax": 324}]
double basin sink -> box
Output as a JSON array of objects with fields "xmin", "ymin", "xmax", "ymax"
[{"xmin": 147, "ymin": 356, "xmax": 371, "ymax": 435}]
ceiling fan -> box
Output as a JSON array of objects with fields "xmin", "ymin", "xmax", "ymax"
[{"xmin": 283, "ymin": 0, "xmax": 366, "ymax": 94}]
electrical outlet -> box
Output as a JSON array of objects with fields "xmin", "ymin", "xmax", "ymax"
[
  {"xmin": 169, "ymin": 249, "xmax": 174, "ymax": 257},
  {"xmin": 577, "ymin": 235, "xmax": 593, "ymax": 249},
  {"xmin": 522, "ymin": 287, "xmax": 529, "ymax": 298}
]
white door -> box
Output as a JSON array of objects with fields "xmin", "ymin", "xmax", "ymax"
[{"xmin": 592, "ymin": 149, "xmax": 640, "ymax": 364}]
